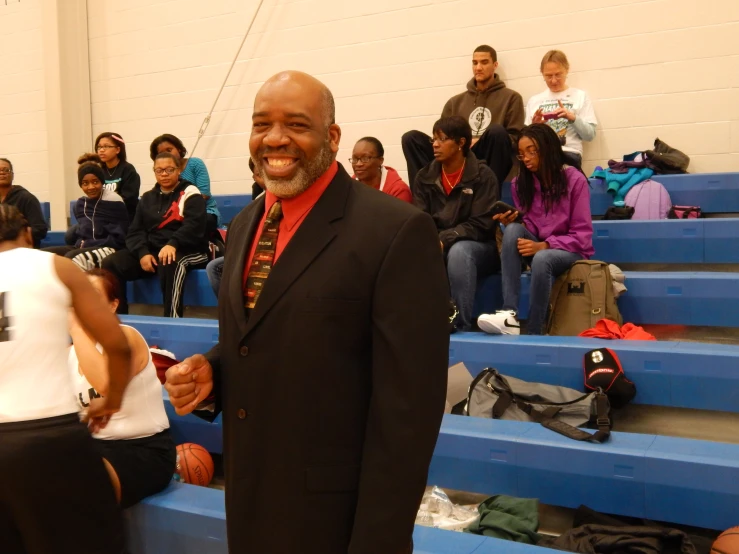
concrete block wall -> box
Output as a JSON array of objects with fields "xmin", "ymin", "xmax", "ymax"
[
  {"xmin": 5, "ymin": 0, "xmax": 738, "ymax": 200},
  {"xmin": 0, "ymin": 0, "xmax": 49, "ymax": 201}
]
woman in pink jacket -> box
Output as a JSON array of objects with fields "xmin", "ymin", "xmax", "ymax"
[{"xmin": 350, "ymin": 137, "xmax": 412, "ymax": 203}]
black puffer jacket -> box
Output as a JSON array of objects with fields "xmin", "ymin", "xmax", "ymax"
[{"xmin": 412, "ymin": 151, "xmax": 499, "ymax": 252}]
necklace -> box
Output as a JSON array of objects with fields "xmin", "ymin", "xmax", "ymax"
[
  {"xmin": 105, "ymin": 162, "xmax": 119, "ymax": 178},
  {"xmin": 442, "ymin": 160, "xmax": 466, "ymax": 191}
]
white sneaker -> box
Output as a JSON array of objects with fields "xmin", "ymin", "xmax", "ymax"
[{"xmin": 477, "ymin": 310, "xmax": 520, "ymax": 335}]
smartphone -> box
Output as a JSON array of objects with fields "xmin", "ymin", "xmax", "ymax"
[
  {"xmin": 542, "ymin": 112, "xmax": 559, "ymax": 121},
  {"xmin": 492, "ymin": 201, "xmax": 517, "ymax": 215}
]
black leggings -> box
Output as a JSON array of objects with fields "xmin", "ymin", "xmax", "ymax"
[
  {"xmin": 0, "ymin": 414, "xmax": 126, "ymax": 554},
  {"xmin": 102, "ymin": 249, "xmax": 209, "ymax": 317},
  {"xmin": 42, "ymin": 245, "xmax": 117, "ymax": 271}
]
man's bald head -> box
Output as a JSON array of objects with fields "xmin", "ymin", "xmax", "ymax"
[
  {"xmin": 260, "ymin": 71, "xmax": 335, "ymax": 128},
  {"xmin": 250, "ymin": 71, "xmax": 341, "ymax": 199}
]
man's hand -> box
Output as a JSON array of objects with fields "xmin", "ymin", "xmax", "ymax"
[
  {"xmin": 164, "ymin": 354, "xmax": 214, "ymax": 416},
  {"xmin": 158, "ymin": 245, "xmax": 177, "ymax": 266},
  {"xmin": 140, "ymin": 254, "xmax": 158, "ymax": 273},
  {"xmin": 532, "ymin": 108, "xmax": 545, "ymax": 124},
  {"xmin": 552, "ymin": 100, "xmax": 575, "ymax": 122},
  {"xmin": 517, "ymin": 238, "xmax": 548, "ymax": 257},
  {"xmin": 493, "ymin": 210, "xmax": 519, "ymax": 226}
]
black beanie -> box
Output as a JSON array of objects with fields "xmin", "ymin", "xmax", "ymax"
[{"xmin": 78, "ymin": 163, "xmax": 106, "ymax": 187}]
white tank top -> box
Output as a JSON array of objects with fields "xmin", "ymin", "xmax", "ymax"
[
  {"xmin": 69, "ymin": 325, "xmax": 169, "ymax": 440},
  {"xmin": 0, "ymin": 249, "xmax": 79, "ymax": 423}
]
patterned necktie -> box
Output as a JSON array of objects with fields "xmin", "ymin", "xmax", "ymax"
[{"xmin": 245, "ymin": 201, "xmax": 283, "ymax": 310}]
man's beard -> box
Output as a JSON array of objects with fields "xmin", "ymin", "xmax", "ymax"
[{"xmin": 259, "ymin": 141, "xmax": 335, "ymax": 199}]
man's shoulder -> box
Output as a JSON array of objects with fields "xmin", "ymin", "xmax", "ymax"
[{"xmin": 349, "ymin": 179, "xmax": 422, "ymax": 227}]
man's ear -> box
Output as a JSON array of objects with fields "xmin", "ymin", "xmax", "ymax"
[{"xmin": 328, "ymin": 124, "xmax": 342, "ymax": 154}]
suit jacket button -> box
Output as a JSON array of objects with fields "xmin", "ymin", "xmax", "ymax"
[
  {"xmin": 239, "ymin": 346, "xmax": 249, "ymax": 357},
  {"xmin": 237, "ymin": 409, "xmax": 247, "ymax": 419}
]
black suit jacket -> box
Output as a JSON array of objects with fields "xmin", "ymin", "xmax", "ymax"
[{"xmin": 206, "ymin": 165, "xmax": 449, "ymax": 554}]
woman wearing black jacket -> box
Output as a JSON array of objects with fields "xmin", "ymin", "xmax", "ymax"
[
  {"xmin": 0, "ymin": 157, "xmax": 48, "ymax": 247},
  {"xmin": 413, "ymin": 116, "xmax": 500, "ymax": 331},
  {"xmin": 102, "ymin": 152, "xmax": 209, "ymax": 318},
  {"xmin": 95, "ymin": 132, "xmax": 141, "ymax": 222},
  {"xmin": 44, "ymin": 154, "xmax": 129, "ymax": 269}
]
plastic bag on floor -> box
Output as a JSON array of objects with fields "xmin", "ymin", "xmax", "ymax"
[{"xmin": 415, "ymin": 487, "xmax": 479, "ymax": 531}]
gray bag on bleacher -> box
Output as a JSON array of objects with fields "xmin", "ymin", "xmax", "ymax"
[{"xmin": 464, "ymin": 368, "xmax": 611, "ymax": 443}]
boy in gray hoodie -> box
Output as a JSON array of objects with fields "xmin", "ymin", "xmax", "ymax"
[{"xmin": 403, "ymin": 45, "xmax": 524, "ymax": 187}]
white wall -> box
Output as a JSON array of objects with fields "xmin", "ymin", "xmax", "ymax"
[
  {"xmin": 0, "ymin": 0, "xmax": 48, "ymax": 200},
  {"xmin": 42, "ymin": 0, "xmax": 739, "ymax": 197}
]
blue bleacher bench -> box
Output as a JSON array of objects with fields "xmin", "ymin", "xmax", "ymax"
[
  {"xmin": 429, "ymin": 416, "xmax": 738, "ymax": 530},
  {"xmin": 122, "ymin": 315, "xmax": 739, "ymax": 415},
  {"xmin": 214, "ymin": 194, "xmax": 252, "ymax": 226},
  {"xmin": 474, "ymin": 271, "xmax": 739, "ymax": 327},
  {"xmin": 125, "ymin": 269, "xmax": 739, "ymax": 327},
  {"xmin": 592, "ymin": 218, "xmax": 739, "ymax": 264},
  {"xmin": 39, "ymin": 231, "xmax": 66, "ymax": 248},
  {"xmin": 501, "ymin": 173, "xmax": 739, "ymax": 216},
  {"xmin": 126, "ymin": 481, "xmax": 562, "ymax": 554}
]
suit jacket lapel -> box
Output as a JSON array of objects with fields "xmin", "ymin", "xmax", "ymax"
[
  {"xmin": 226, "ymin": 195, "xmax": 265, "ymax": 338},
  {"xmin": 242, "ymin": 170, "xmax": 351, "ymax": 337}
]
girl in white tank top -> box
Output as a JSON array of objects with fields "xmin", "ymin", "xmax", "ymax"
[{"xmin": 69, "ymin": 268, "xmax": 175, "ymax": 507}]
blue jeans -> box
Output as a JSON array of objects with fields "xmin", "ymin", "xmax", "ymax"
[
  {"xmin": 206, "ymin": 256, "xmax": 224, "ymax": 298},
  {"xmin": 447, "ymin": 240, "xmax": 500, "ymax": 331},
  {"xmin": 501, "ymin": 223, "xmax": 582, "ymax": 335}
]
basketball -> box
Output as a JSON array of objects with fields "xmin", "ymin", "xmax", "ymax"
[
  {"xmin": 712, "ymin": 527, "xmax": 739, "ymax": 554},
  {"xmin": 175, "ymin": 443, "xmax": 214, "ymax": 487}
]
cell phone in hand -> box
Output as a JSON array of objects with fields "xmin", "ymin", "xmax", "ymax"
[
  {"xmin": 542, "ymin": 112, "xmax": 559, "ymax": 121},
  {"xmin": 492, "ymin": 201, "xmax": 518, "ymax": 215}
]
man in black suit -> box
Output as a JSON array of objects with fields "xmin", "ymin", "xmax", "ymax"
[{"xmin": 165, "ymin": 71, "xmax": 450, "ymax": 554}]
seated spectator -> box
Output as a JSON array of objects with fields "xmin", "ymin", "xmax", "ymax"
[
  {"xmin": 350, "ymin": 137, "xmax": 411, "ymax": 202},
  {"xmin": 150, "ymin": 134, "xmax": 222, "ymax": 236},
  {"xmin": 525, "ymin": 50, "xmax": 597, "ymax": 169},
  {"xmin": 402, "ymin": 45, "xmax": 524, "ymax": 187},
  {"xmin": 102, "ymin": 152, "xmax": 209, "ymax": 318},
  {"xmin": 412, "ymin": 116, "xmax": 500, "ymax": 331},
  {"xmin": 69, "ymin": 268, "xmax": 175, "ymax": 508},
  {"xmin": 43, "ymin": 154, "xmax": 128, "ymax": 269},
  {"xmin": 95, "ymin": 132, "xmax": 141, "ymax": 222},
  {"xmin": 0, "ymin": 157, "xmax": 47, "ymax": 247},
  {"xmin": 206, "ymin": 159, "xmax": 265, "ymax": 297},
  {"xmin": 477, "ymin": 124, "xmax": 593, "ymax": 336}
]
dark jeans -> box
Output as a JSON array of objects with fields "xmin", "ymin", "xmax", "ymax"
[
  {"xmin": 446, "ymin": 240, "xmax": 501, "ymax": 331},
  {"xmin": 102, "ymin": 249, "xmax": 209, "ymax": 317},
  {"xmin": 206, "ymin": 256, "xmax": 224, "ymax": 298},
  {"xmin": 42, "ymin": 244, "xmax": 117, "ymax": 270},
  {"xmin": 402, "ymin": 124, "xmax": 513, "ymax": 188},
  {"xmin": 501, "ymin": 223, "xmax": 582, "ymax": 335}
]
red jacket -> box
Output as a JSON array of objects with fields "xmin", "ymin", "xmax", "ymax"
[
  {"xmin": 354, "ymin": 166, "xmax": 412, "ymax": 203},
  {"xmin": 579, "ymin": 319, "xmax": 655, "ymax": 341}
]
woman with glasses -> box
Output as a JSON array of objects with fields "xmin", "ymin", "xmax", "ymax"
[
  {"xmin": 149, "ymin": 134, "xmax": 222, "ymax": 236},
  {"xmin": 525, "ymin": 50, "xmax": 597, "ymax": 169},
  {"xmin": 350, "ymin": 137, "xmax": 411, "ymax": 203},
  {"xmin": 101, "ymin": 152, "xmax": 209, "ymax": 317},
  {"xmin": 94, "ymin": 132, "xmax": 141, "ymax": 222},
  {"xmin": 477, "ymin": 124, "xmax": 593, "ymax": 336},
  {"xmin": 0, "ymin": 157, "xmax": 48, "ymax": 247},
  {"xmin": 412, "ymin": 116, "xmax": 500, "ymax": 331},
  {"xmin": 43, "ymin": 154, "xmax": 129, "ymax": 269}
]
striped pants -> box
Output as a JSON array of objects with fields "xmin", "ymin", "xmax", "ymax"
[
  {"xmin": 101, "ymin": 249, "xmax": 209, "ymax": 318},
  {"xmin": 42, "ymin": 245, "xmax": 117, "ymax": 271}
]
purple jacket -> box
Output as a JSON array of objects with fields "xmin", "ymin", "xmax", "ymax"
[{"xmin": 512, "ymin": 166, "xmax": 594, "ymax": 258}]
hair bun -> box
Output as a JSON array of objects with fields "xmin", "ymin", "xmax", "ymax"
[{"xmin": 77, "ymin": 152, "xmax": 102, "ymax": 166}]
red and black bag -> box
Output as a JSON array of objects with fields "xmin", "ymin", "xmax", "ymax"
[
  {"xmin": 583, "ymin": 348, "xmax": 636, "ymax": 408},
  {"xmin": 150, "ymin": 347, "xmax": 180, "ymax": 385},
  {"xmin": 668, "ymin": 205, "xmax": 702, "ymax": 219}
]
